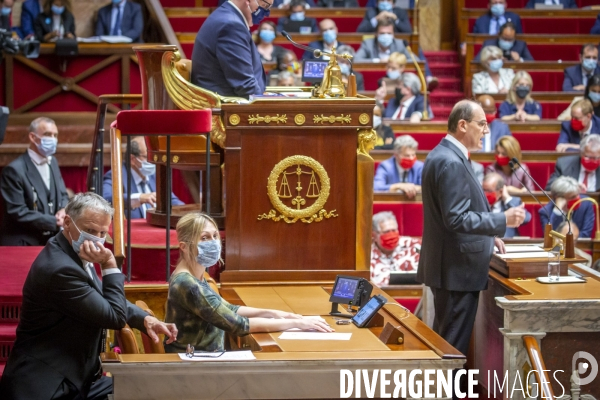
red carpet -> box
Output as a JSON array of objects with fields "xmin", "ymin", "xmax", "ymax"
[{"xmin": 0, "ymin": 247, "xmax": 43, "ymax": 300}]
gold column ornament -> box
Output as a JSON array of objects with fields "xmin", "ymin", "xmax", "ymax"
[
  {"xmin": 313, "ymin": 114, "xmax": 352, "ymax": 124},
  {"xmin": 357, "ymin": 128, "xmax": 377, "ymax": 157},
  {"xmin": 248, "ymin": 114, "xmax": 288, "ymax": 124}
]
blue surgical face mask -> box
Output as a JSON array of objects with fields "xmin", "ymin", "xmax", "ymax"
[
  {"xmin": 490, "ymin": 3, "xmax": 504, "ymax": 17},
  {"xmin": 252, "ymin": 6, "xmax": 270, "ymax": 25},
  {"xmin": 387, "ymin": 69, "xmax": 401, "ymax": 80},
  {"xmin": 290, "ymin": 11, "xmax": 305, "ymax": 21},
  {"xmin": 322, "ymin": 29, "xmax": 337, "ymax": 44},
  {"xmin": 137, "ymin": 158, "xmax": 156, "ymax": 177},
  {"xmin": 112, "ymin": 0, "xmax": 123, "ymax": 4},
  {"xmin": 583, "ymin": 58, "xmax": 598, "ymax": 72},
  {"xmin": 488, "ymin": 58, "xmax": 503, "ymax": 73},
  {"xmin": 378, "ymin": 0, "xmax": 393, "ymax": 11},
  {"xmin": 36, "ymin": 136, "xmax": 57, "ymax": 157},
  {"xmin": 70, "ymin": 220, "xmax": 106, "ymax": 254},
  {"xmin": 377, "ymin": 33, "xmax": 394, "ymax": 48},
  {"xmin": 339, "ymin": 63, "xmax": 350, "ymax": 75},
  {"xmin": 1, "ymin": 6, "xmax": 11, "ymax": 16},
  {"xmin": 498, "ymin": 39, "xmax": 513, "ymax": 51},
  {"xmin": 51, "ymin": 5, "xmax": 65, "ymax": 15},
  {"xmin": 589, "ymin": 91, "xmax": 600, "ymax": 103},
  {"xmin": 197, "ymin": 240, "xmax": 221, "ymax": 267},
  {"xmin": 259, "ymin": 29, "xmax": 275, "ymax": 43}
]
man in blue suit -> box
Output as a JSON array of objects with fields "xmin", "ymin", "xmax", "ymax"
[
  {"xmin": 474, "ymin": 22, "xmax": 533, "ymax": 62},
  {"xmin": 374, "ymin": 135, "xmax": 423, "ymax": 198},
  {"xmin": 95, "ymin": 0, "xmax": 144, "ymax": 42},
  {"xmin": 525, "ymin": 0, "xmax": 577, "ymax": 8},
  {"xmin": 20, "ymin": 0, "xmax": 41, "ymax": 38},
  {"xmin": 482, "ymin": 173, "xmax": 531, "ymax": 238},
  {"xmin": 472, "ymin": 0, "xmax": 522, "ymax": 35},
  {"xmin": 302, "ymin": 19, "xmax": 343, "ymax": 60},
  {"xmin": 592, "ymin": 14, "xmax": 600, "ymax": 34},
  {"xmin": 479, "ymin": 95, "xmax": 512, "ymax": 152},
  {"xmin": 383, "ymin": 72, "xmax": 431, "ymax": 121},
  {"xmin": 557, "ymin": 99, "xmax": 600, "ymax": 152},
  {"xmin": 563, "ymin": 44, "xmax": 600, "ymax": 92},
  {"xmin": 191, "ymin": 0, "xmax": 266, "ymax": 98},
  {"xmin": 103, "ymin": 137, "xmax": 183, "ymax": 219}
]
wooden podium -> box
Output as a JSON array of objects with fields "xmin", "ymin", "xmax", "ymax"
[{"xmin": 220, "ymin": 98, "xmax": 376, "ymax": 284}]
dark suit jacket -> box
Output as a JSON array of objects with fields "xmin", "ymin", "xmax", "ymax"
[
  {"xmin": 383, "ymin": 95, "xmax": 427, "ymax": 119},
  {"xmin": 539, "ymin": 194, "xmax": 594, "ymax": 238},
  {"xmin": 0, "ymin": 152, "xmax": 68, "ymax": 246},
  {"xmin": 317, "ymin": 0, "xmax": 358, "ymax": 7},
  {"xmin": 374, "ymin": 156, "xmax": 424, "ymax": 191},
  {"xmin": 592, "ymin": 14, "xmax": 600, "ymax": 34},
  {"xmin": 0, "ymin": 233, "xmax": 149, "ymax": 399},
  {"xmin": 33, "ymin": 11, "xmax": 76, "ymax": 41},
  {"xmin": 417, "ymin": 139, "xmax": 506, "ymax": 291},
  {"xmin": 276, "ymin": 16, "xmax": 319, "ymax": 33},
  {"xmin": 545, "ymin": 155, "xmax": 600, "ymax": 192},
  {"xmin": 95, "ymin": 1, "xmax": 144, "ymax": 42},
  {"xmin": 562, "ymin": 64, "xmax": 600, "ymax": 91},
  {"xmin": 472, "ymin": 11, "xmax": 523, "ymax": 34},
  {"xmin": 366, "ymin": 0, "xmax": 414, "ymax": 7},
  {"xmin": 497, "ymin": 197, "xmax": 531, "ymax": 238},
  {"xmin": 20, "ymin": 0, "xmax": 41, "ymax": 37},
  {"xmin": 356, "ymin": 7, "xmax": 412, "ymax": 33},
  {"xmin": 558, "ymin": 115, "xmax": 600, "ymax": 146},
  {"xmin": 191, "ymin": 2, "xmax": 265, "ymax": 98},
  {"xmin": 355, "ymin": 37, "xmax": 411, "ymax": 61},
  {"xmin": 102, "ymin": 166, "xmax": 184, "ymax": 219},
  {"xmin": 302, "ymin": 40, "xmax": 345, "ymax": 60},
  {"xmin": 474, "ymin": 38, "xmax": 533, "ymax": 61},
  {"xmin": 525, "ymin": 0, "xmax": 577, "ymax": 8}
]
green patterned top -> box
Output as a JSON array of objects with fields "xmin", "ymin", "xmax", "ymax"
[{"xmin": 164, "ymin": 272, "xmax": 250, "ymax": 353}]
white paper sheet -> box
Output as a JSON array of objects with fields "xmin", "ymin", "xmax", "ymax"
[
  {"xmin": 100, "ymin": 35, "xmax": 133, "ymax": 43},
  {"xmin": 497, "ymin": 252, "xmax": 553, "ymax": 259},
  {"xmin": 504, "ymin": 245, "xmax": 545, "ymax": 253},
  {"xmin": 178, "ymin": 350, "xmax": 256, "ymax": 361},
  {"xmin": 278, "ymin": 332, "xmax": 352, "ymax": 341}
]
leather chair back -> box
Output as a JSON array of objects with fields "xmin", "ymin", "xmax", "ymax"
[
  {"xmin": 135, "ymin": 300, "xmax": 166, "ymax": 354},
  {"xmin": 114, "ymin": 325, "xmax": 139, "ymax": 354}
]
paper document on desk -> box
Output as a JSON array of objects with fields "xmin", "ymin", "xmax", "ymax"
[
  {"xmin": 497, "ymin": 252, "xmax": 553, "ymax": 259},
  {"xmin": 178, "ymin": 350, "xmax": 256, "ymax": 361},
  {"xmin": 100, "ymin": 35, "xmax": 133, "ymax": 43},
  {"xmin": 279, "ymin": 332, "xmax": 352, "ymax": 340},
  {"xmin": 504, "ymin": 245, "xmax": 545, "ymax": 253}
]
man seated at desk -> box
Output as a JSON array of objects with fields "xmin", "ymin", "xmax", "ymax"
[
  {"xmin": 373, "ymin": 134, "xmax": 423, "ymax": 198},
  {"xmin": 95, "ymin": 0, "xmax": 144, "ymax": 42},
  {"xmin": 165, "ymin": 213, "xmax": 334, "ymax": 353},
  {"xmin": 482, "ymin": 172, "xmax": 531, "ymax": 238}
]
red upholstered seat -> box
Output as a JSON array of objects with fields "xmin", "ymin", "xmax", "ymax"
[
  {"xmin": 115, "ymin": 110, "xmax": 212, "ymax": 135},
  {"xmin": 468, "ymin": 18, "xmax": 595, "ymax": 35},
  {"xmin": 390, "ymin": 132, "xmax": 559, "ymax": 151},
  {"xmin": 466, "ymin": 0, "xmax": 595, "ymax": 6}
]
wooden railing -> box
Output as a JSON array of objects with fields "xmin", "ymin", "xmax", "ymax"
[{"xmin": 522, "ymin": 335, "xmax": 556, "ymax": 400}]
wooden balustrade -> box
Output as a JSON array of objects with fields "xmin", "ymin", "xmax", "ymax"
[{"xmin": 522, "ymin": 336, "xmax": 556, "ymax": 400}]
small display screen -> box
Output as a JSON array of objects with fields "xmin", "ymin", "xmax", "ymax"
[
  {"xmin": 332, "ymin": 277, "xmax": 359, "ymax": 300},
  {"xmin": 302, "ymin": 60, "xmax": 328, "ymax": 83},
  {"xmin": 352, "ymin": 296, "xmax": 385, "ymax": 327}
]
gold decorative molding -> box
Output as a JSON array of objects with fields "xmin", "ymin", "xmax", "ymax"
[
  {"xmin": 153, "ymin": 154, "xmax": 158, "ymax": 162},
  {"xmin": 258, "ymin": 155, "xmax": 338, "ymax": 224},
  {"xmin": 313, "ymin": 114, "xmax": 352, "ymax": 124},
  {"xmin": 294, "ymin": 114, "xmax": 306, "ymax": 125},
  {"xmin": 229, "ymin": 114, "xmax": 240, "ymax": 126},
  {"xmin": 358, "ymin": 113, "xmax": 370, "ymax": 125},
  {"xmin": 161, "ymin": 155, "xmax": 167, "ymax": 162},
  {"xmin": 172, "ymin": 155, "xmax": 179, "ymax": 163},
  {"xmin": 357, "ymin": 128, "xmax": 376, "ymax": 158},
  {"xmin": 248, "ymin": 114, "xmax": 287, "ymax": 125}
]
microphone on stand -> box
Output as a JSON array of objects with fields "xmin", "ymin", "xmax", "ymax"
[{"xmin": 280, "ymin": 30, "xmax": 353, "ymax": 68}]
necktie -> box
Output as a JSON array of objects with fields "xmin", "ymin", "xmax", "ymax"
[
  {"xmin": 111, "ymin": 5, "xmax": 122, "ymax": 35},
  {"xmin": 395, "ymin": 104, "xmax": 404, "ymax": 120},
  {"xmin": 139, "ymin": 180, "xmax": 148, "ymax": 218},
  {"xmin": 402, "ymin": 171, "xmax": 408, "ymax": 183},
  {"xmin": 583, "ymin": 171, "xmax": 590, "ymax": 189},
  {"xmin": 467, "ymin": 151, "xmax": 471, "ymax": 161}
]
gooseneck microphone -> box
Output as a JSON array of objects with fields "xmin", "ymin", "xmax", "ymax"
[{"xmin": 280, "ymin": 30, "xmax": 353, "ymax": 70}]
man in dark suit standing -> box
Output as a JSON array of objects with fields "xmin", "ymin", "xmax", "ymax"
[
  {"xmin": 0, "ymin": 192, "xmax": 177, "ymax": 399},
  {"xmin": 478, "ymin": 94, "xmax": 512, "ymax": 152},
  {"xmin": 417, "ymin": 100, "xmax": 525, "ymax": 357},
  {"xmin": 474, "ymin": 22, "xmax": 533, "ymax": 62},
  {"xmin": 546, "ymin": 134, "xmax": 600, "ymax": 192},
  {"xmin": 192, "ymin": 0, "xmax": 266, "ymax": 98},
  {"xmin": 95, "ymin": 0, "xmax": 144, "ymax": 42},
  {"xmin": 472, "ymin": 0, "xmax": 522, "ymax": 35},
  {"xmin": 0, "ymin": 117, "xmax": 68, "ymax": 246},
  {"xmin": 563, "ymin": 44, "xmax": 600, "ymax": 92}
]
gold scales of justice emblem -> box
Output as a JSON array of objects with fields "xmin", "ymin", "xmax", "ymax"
[{"xmin": 258, "ymin": 155, "xmax": 338, "ymax": 224}]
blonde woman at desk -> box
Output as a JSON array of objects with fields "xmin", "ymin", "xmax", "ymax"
[{"xmin": 164, "ymin": 213, "xmax": 333, "ymax": 353}]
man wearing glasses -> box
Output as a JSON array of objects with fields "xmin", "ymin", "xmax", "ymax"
[
  {"xmin": 417, "ymin": 100, "xmax": 525, "ymax": 362},
  {"xmin": 546, "ymin": 134, "xmax": 600, "ymax": 193},
  {"xmin": 192, "ymin": 0, "xmax": 272, "ymax": 98}
]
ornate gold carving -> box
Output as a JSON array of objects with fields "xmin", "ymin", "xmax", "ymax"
[
  {"xmin": 153, "ymin": 154, "xmax": 158, "ymax": 162},
  {"xmin": 357, "ymin": 128, "xmax": 377, "ymax": 157},
  {"xmin": 229, "ymin": 114, "xmax": 240, "ymax": 126},
  {"xmin": 313, "ymin": 114, "xmax": 351, "ymax": 124},
  {"xmin": 172, "ymin": 155, "xmax": 179, "ymax": 163},
  {"xmin": 248, "ymin": 114, "xmax": 287, "ymax": 125},
  {"xmin": 258, "ymin": 155, "xmax": 338, "ymax": 224},
  {"xmin": 359, "ymin": 113, "xmax": 370, "ymax": 125},
  {"xmin": 161, "ymin": 155, "xmax": 167, "ymax": 162},
  {"xmin": 294, "ymin": 114, "xmax": 306, "ymax": 125}
]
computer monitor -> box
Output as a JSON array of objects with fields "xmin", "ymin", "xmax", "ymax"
[
  {"xmin": 329, "ymin": 275, "xmax": 373, "ymax": 318},
  {"xmin": 302, "ymin": 60, "xmax": 328, "ymax": 84}
]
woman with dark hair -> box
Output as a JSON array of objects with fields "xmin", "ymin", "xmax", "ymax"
[
  {"xmin": 34, "ymin": 0, "xmax": 75, "ymax": 42},
  {"xmin": 254, "ymin": 21, "xmax": 286, "ymax": 62},
  {"xmin": 558, "ymin": 74, "xmax": 600, "ymax": 120}
]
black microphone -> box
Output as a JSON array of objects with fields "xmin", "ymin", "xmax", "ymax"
[
  {"xmin": 280, "ymin": 30, "xmax": 352, "ymax": 68},
  {"xmin": 510, "ymin": 157, "xmax": 571, "ymax": 234}
]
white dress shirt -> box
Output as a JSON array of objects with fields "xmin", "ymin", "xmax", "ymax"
[
  {"xmin": 27, "ymin": 148, "xmax": 51, "ymax": 190},
  {"xmin": 228, "ymin": 0, "xmax": 249, "ymax": 29},
  {"xmin": 444, "ymin": 134, "xmax": 469, "ymax": 159},
  {"xmin": 110, "ymin": 0, "xmax": 127, "ymax": 36},
  {"xmin": 489, "ymin": 15, "xmax": 507, "ymax": 35},
  {"xmin": 129, "ymin": 168, "xmax": 152, "ymax": 216},
  {"xmin": 85, "ymin": 261, "xmax": 120, "ymax": 279},
  {"xmin": 391, "ymin": 96, "xmax": 416, "ymax": 120}
]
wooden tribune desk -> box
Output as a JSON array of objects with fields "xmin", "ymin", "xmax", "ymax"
[{"xmin": 103, "ymin": 286, "xmax": 464, "ymax": 399}]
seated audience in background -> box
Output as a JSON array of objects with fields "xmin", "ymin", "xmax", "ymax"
[
  {"xmin": 592, "ymin": 13, "xmax": 600, "ymax": 35},
  {"xmin": 303, "ymin": 19, "xmax": 341, "ymax": 60},
  {"xmin": 558, "ymin": 75, "xmax": 600, "ymax": 121},
  {"xmin": 373, "ymin": 104, "xmax": 395, "ymax": 149},
  {"xmin": 472, "ymin": 0, "xmax": 523, "ymax": 35},
  {"xmin": 276, "ymin": 70, "xmax": 295, "ymax": 86},
  {"xmin": 0, "ymin": 117, "xmax": 68, "ymax": 246},
  {"xmin": 485, "ymin": 135, "xmax": 535, "ymax": 192},
  {"xmin": 0, "ymin": 192, "xmax": 178, "ymax": 399},
  {"xmin": 563, "ymin": 44, "xmax": 600, "ymax": 92},
  {"xmin": 356, "ymin": 0, "xmax": 411, "ymax": 33},
  {"xmin": 0, "ymin": 0, "xmax": 21, "ymax": 37},
  {"xmin": 317, "ymin": 0, "xmax": 358, "ymax": 7},
  {"xmin": 383, "ymin": 72, "xmax": 431, "ymax": 121},
  {"xmin": 546, "ymin": 134, "xmax": 600, "ymax": 192},
  {"xmin": 370, "ymin": 211, "xmax": 421, "ymax": 287},
  {"xmin": 356, "ymin": 19, "xmax": 414, "ymax": 62},
  {"xmin": 255, "ymin": 21, "xmax": 286, "ymax": 63},
  {"xmin": 34, "ymin": 0, "xmax": 76, "ymax": 42},
  {"xmin": 474, "ymin": 22, "xmax": 533, "ymax": 62},
  {"xmin": 499, "ymin": 71, "xmax": 542, "ymax": 122},
  {"xmin": 555, "ymin": 221, "xmax": 593, "ymax": 267},
  {"xmin": 20, "ymin": 0, "xmax": 42, "ymax": 38},
  {"xmin": 478, "ymin": 94, "xmax": 512, "ymax": 152},
  {"xmin": 165, "ymin": 213, "xmax": 333, "ymax": 353},
  {"xmin": 277, "ymin": 0, "xmax": 318, "ymax": 33},
  {"xmin": 539, "ymin": 176, "xmax": 594, "ymax": 238},
  {"xmin": 268, "ymin": 50, "xmax": 302, "ymax": 86},
  {"xmin": 557, "ymin": 99, "xmax": 600, "ymax": 152},
  {"xmin": 526, "ymin": 0, "xmax": 577, "ymax": 7},
  {"xmin": 337, "ymin": 45, "xmax": 365, "ymax": 91},
  {"xmin": 374, "ymin": 135, "xmax": 422, "ymax": 196},
  {"xmin": 95, "ymin": 0, "xmax": 143, "ymax": 42},
  {"xmin": 374, "ymin": 52, "xmax": 407, "ymax": 103},
  {"xmin": 472, "ymin": 160, "xmax": 485, "ymax": 184},
  {"xmin": 365, "ymin": 0, "xmax": 414, "ymax": 8},
  {"xmin": 482, "ymin": 173, "xmax": 531, "ymax": 238},
  {"xmin": 103, "ymin": 136, "xmax": 184, "ymax": 219},
  {"xmin": 472, "ymin": 46, "xmax": 515, "ymax": 94},
  {"xmin": 273, "ymin": 0, "xmax": 314, "ymax": 9}
]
